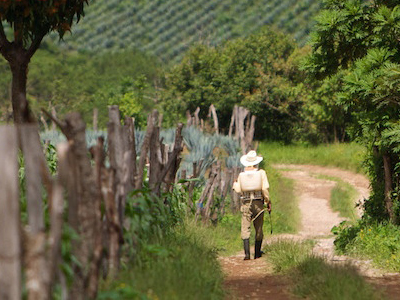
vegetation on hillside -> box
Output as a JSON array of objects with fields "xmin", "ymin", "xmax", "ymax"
[
  {"xmin": 0, "ymin": 41, "xmax": 160, "ymax": 126},
  {"xmin": 48, "ymin": 0, "xmax": 322, "ymax": 63}
]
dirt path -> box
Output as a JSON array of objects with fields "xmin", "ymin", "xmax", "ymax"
[{"xmin": 220, "ymin": 164, "xmax": 400, "ymax": 299}]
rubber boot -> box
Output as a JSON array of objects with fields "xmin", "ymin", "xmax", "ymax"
[
  {"xmin": 243, "ymin": 239, "xmax": 250, "ymax": 260},
  {"xmin": 254, "ymin": 240, "xmax": 263, "ymax": 259}
]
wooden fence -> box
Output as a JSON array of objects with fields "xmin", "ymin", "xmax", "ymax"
[{"xmin": 0, "ymin": 104, "xmax": 252, "ymax": 299}]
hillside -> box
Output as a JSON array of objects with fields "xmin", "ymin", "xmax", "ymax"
[{"xmin": 49, "ymin": 0, "xmax": 322, "ymax": 63}]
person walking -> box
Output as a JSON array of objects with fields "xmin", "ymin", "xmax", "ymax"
[{"xmin": 233, "ymin": 150, "xmax": 271, "ymax": 260}]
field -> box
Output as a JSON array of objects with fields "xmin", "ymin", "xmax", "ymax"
[{"xmin": 48, "ymin": 0, "xmax": 322, "ymax": 62}]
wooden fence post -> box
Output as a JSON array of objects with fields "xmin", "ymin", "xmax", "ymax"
[
  {"xmin": 135, "ymin": 110, "xmax": 158, "ymax": 190},
  {"xmin": 0, "ymin": 126, "xmax": 21, "ymax": 300},
  {"xmin": 58, "ymin": 112, "xmax": 102, "ymax": 300},
  {"xmin": 21, "ymin": 125, "xmax": 50, "ymax": 300},
  {"xmin": 208, "ymin": 104, "xmax": 219, "ymax": 134}
]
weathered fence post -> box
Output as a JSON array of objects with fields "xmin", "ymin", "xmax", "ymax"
[
  {"xmin": 21, "ymin": 125, "xmax": 48, "ymax": 300},
  {"xmin": 0, "ymin": 126, "xmax": 20, "ymax": 300},
  {"xmin": 208, "ymin": 104, "xmax": 219, "ymax": 134},
  {"xmin": 135, "ymin": 110, "xmax": 158, "ymax": 190},
  {"xmin": 58, "ymin": 112, "xmax": 102, "ymax": 300}
]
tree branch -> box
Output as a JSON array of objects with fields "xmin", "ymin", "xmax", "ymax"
[
  {"xmin": 0, "ymin": 22, "xmax": 11, "ymax": 57},
  {"xmin": 41, "ymin": 109, "xmax": 67, "ymax": 135},
  {"xmin": 27, "ymin": 29, "xmax": 48, "ymax": 59}
]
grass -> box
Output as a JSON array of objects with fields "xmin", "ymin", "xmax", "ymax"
[
  {"xmin": 188, "ymin": 215, "xmax": 243, "ymax": 256},
  {"xmin": 264, "ymin": 239, "xmax": 386, "ymax": 300},
  {"xmin": 314, "ymin": 174, "xmax": 359, "ymax": 222},
  {"xmin": 264, "ymin": 239, "xmax": 314, "ymax": 273},
  {"xmin": 98, "ymin": 218, "xmax": 225, "ymax": 300},
  {"xmin": 258, "ymin": 142, "xmax": 366, "ymax": 174},
  {"xmin": 292, "ymin": 256, "xmax": 386, "ymax": 300},
  {"xmin": 266, "ymin": 166, "xmax": 300, "ymax": 233},
  {"xmin": 330, "ymin": 179, "xmax": 359, "ymax": 222}
]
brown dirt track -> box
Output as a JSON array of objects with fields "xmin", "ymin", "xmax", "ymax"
[{"xmin": 220, "ymin": 164, "xmax": 400, "ymax": 300}]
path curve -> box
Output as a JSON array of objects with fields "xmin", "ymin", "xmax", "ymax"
[{"xmin": 221, "ymin": 164, "xmax": 400, "ymax": 299}]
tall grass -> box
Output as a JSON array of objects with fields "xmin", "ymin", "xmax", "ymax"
[
  {"xmin": 99, "ymin": 219, "xmax": 225, "ymax": 300},
  {"xmin": 265, "ymin": 240, "xmax": 385, "ymax": 300},
  {"xmin": 264, "ymin": 239, "xmax": 314, "ymax": 273},
  {"xmin": 292, "ymin": 256, "xmax": 386, "ymax": 300},
  {"xmin": 258, "ymin": 142, "xmax": 366, "ymax": 174}
]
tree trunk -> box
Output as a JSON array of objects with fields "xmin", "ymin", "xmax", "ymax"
[
  {"xmin": 9, "ymin": 52, "xmax": 34, "ymax": 124},
  {"xmin": 383, "ymin": 152, "xmax": 395, "ymax": 223}
]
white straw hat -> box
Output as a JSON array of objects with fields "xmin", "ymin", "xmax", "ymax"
[{"xmin": 240, "ymin": 150, "xmax": 263, "ymax": 167}]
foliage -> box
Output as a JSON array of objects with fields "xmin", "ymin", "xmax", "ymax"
[
  {"xmin": 304, "ymin": 0, "xmax": 400, "ymax": 222},
  {"xmin": 0, "ymin": 0, "xmax": 88, "ymax": 43},
  {"xmin": 292, "ymin": 255, "xmax": 385, "ymax": 300},
  {"xmin": 332, "ymin": 219, "xmax": 400, "ymax": 272},
  {"xmin": 19, "ymin": 43, "xmax": 158, "ymax": 128},
  {"xmin": 160, "ymin": 28, "xmax": 308, "ymax": 142},
  {"xmin": 107, "ymin": 75, "xmax": 150, "ymax": 129},
  {"xmin": 47, "ymin": 0, "xmax": 323, "ymax": 63},
  {"xmin": 301, "ymin": 70, "xmax": 353, "ymax": 143}
]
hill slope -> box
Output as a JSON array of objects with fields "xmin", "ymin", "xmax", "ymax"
[{"xmin": 50, "ymin": 0, "xmax": 322, "ymax": 63}]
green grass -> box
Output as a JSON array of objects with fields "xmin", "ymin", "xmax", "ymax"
[
  {"xmin": 258, "ymin": 142, "xmax": 366, "ymax": 174},
  {"xmin": 265, "ymin": 239, "xmax": 386, "ymax": 300},
  {"xmin": 188, "ymin": 215, "xmax": 243, "ymax": 256},
  {"xmin": 266, "ymin": 166, "xmax": 300, "ymax": 233},
  {"xmin": 98, "ymin": 219, "xmax": 225, "ymax": 300},
  {"xmin": 330, "ymin": 179, "xmax": 359, "ymax": 222},
  {"xmin": 264, "ymin": 239, "xmax": 314, "ymax": 273},
  {"xmin": 292, "ymin": 256, "xmax": 386, "ymax": 300},
  {"xmin": 314, "ymin": 174, "xmax": 359, "ymax": 222}
]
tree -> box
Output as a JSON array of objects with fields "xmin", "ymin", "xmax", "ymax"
[
  {"xmin": 0, "ymin": 0, "xmax": 89, "ymax": 123},
  {"xmin": 160, "ymin": 28, "xmax": 307, "ymax": 142},
  {"xmin": 304, "ymin": 0, "xmax": 400, "ymax": 223}
]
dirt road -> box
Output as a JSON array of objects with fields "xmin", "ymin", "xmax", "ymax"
[{"xmin": 220, "ymin": 164, "xmax": 400, "ymax": 299}]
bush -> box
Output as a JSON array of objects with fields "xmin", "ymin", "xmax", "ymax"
[{"xmin": 332, "ymin": 219, "xmax": 400, "ymax": 272}]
